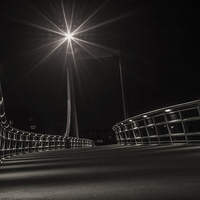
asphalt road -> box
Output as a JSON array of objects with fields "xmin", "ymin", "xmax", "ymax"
[{"xmin": 1, "ymin": 144, "xmax": 200, "ymax": 200}]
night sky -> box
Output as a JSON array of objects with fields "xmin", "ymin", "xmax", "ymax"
[{"xmin": 0, "ymin": 0, "xmax": 199, "ymax": 135}]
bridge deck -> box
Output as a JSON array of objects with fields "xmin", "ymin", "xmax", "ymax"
[{"xmin": 1, "ymin": 144, "xmax": 200, "ymax": 200}]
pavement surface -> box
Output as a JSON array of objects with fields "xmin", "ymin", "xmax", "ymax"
[{"xmin": 1, "ymin": 144, "xmax": 200, "ymax": 200}]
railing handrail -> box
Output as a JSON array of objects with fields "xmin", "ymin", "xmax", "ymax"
[
  {"xmin": 113, "ymin": 99, "xmax": 200, "ymax": 145},
  {"xmin": 115, "ymin": 99, "xmax": 200, "ymax": 126},
  {"xmin": 0, "ymin": 82, "xmax": 93, "ymax": 162}
]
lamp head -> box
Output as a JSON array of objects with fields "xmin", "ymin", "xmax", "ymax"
[{"xmin": 65, "ymin": 32, "xmax": 73, "ymax": 40}]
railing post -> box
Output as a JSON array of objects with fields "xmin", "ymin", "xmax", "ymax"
[
  {"xmin": 143, "ymin": 119, "xmax": 151, "ymax": 144},
  {"xmin": 179, "ymin": 110, "xmax": 188, "ymax": 143},
  {"xmin": 163, "ymin": 113, "xmax": 173, "ymax": 144}
]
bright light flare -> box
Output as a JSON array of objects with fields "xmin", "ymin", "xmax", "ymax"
[
  {"xmin": 9, "ymin": 0, "xmax": 131, "ymax": 86},
  {"xmin": 65, "ymin": 32, "xmax": 73, "ymax": 40}
]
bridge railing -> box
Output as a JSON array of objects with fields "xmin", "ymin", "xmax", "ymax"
[
  {"xmin": 0, "ymin": 85, "xmax": 93, "ymax": 162},
  {"xmin": 113, "ymin": 100, "xmax": 200, "ymax": 145}
]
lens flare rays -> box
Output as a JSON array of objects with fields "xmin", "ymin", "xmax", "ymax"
[
  {"xmin": 5, "ymin": 0, "xmax": 133, "ymax": 73},
  {"xmin": 3, "ymin": 0, "xmax": 133, "ymax": 91}
]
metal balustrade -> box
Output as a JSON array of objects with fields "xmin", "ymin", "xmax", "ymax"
[
  {"xmin": 113, "ymin": 100, "xmax": 200, "ymax": 145},
  {"xmin": 0, "ymin": 84, "xmax": 93, "ymax": 163}
]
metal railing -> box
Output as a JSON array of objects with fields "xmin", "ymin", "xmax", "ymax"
[
  {"xmin": 113, "ymin": 100, "xmax": 200, "ymax": 145},
  {"xmin": 0, "ymin": 84, "xmax": 93, "ymax": 163}
]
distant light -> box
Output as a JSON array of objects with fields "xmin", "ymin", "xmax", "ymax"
[
  {"xmin": 165, "ymin": 109, "xmax": 172, "ymax": 112},
  {"xmin": 129, "ymin": 119, "xmax": 133, "ymax": 122},
  {"xmin": 143, "ymin": 115, "xmax": 147, "ymax": 118}
]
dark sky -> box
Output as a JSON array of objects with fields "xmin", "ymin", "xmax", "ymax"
[{"xmin": 0, "ymin": 0, "xmax": 199, "ymax": 135}]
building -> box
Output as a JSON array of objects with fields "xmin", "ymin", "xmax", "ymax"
[{"xmin": 6, "ymin": 107, "xmax": 45, "ymax": 133}]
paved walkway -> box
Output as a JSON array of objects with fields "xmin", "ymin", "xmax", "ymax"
[{"xmin": 1, "ymin": 144, "xmax": 200, "ymax": 199}]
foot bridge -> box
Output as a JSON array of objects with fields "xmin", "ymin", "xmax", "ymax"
[
  {"xmin": 1, "ymin": 83, "xmax": 200, "ymax": 199},
  {"xmin": 0, "ymin": 83, "xmax": 93, "ymax": 163},
  {"xmin": 113, "ymin": 100, "xmax": 200, "ymax": 145}
]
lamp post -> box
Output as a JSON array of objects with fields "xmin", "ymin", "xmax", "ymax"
[
  {"xmin": 118, "ymin": 37, "xmax": 128, "ymax": 120},
  {"xmin": 64, "ymin": 33, "xmax": 79, "ymax": 138}
]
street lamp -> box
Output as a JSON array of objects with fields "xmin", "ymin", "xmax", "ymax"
[
  {"xmin": 63, "ymin": 31, "xmax": 79, "ymax": 138},
  {"xmin": 65, "ymin": 32, "xmax": 74, "ymax": 41},
  {"xmin": 9, "ymin": 0, "xmax": 130, "ymax": 137}
]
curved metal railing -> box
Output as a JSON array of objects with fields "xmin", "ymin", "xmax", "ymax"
[
  {"xmin": 113, "ymin": 100, "xmax": 200, "ymax": 145},
  {"xmin": 0, "ymin": 84, "xmax": 93, "ymax": 162}
]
